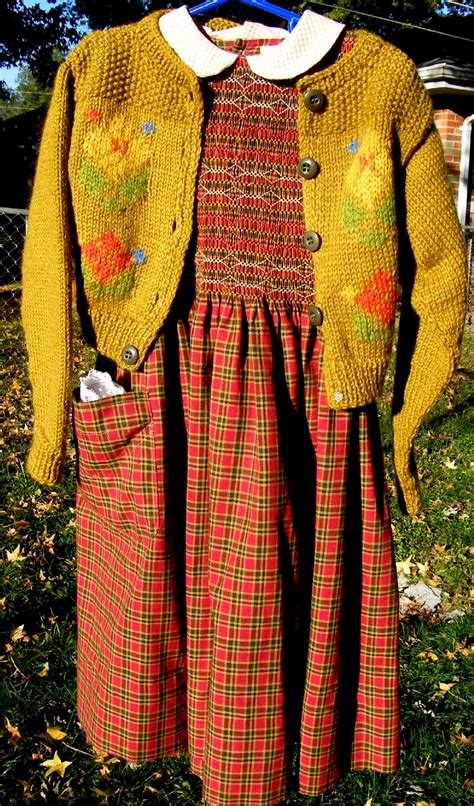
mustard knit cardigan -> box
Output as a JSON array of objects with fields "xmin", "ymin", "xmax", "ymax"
[{"xmin": 21, "ymin": 9, "xmax": 467, "ymax": 515}]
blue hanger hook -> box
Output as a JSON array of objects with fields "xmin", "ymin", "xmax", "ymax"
[{"xmin": 188, "ymin": 0, "xmax": 301, "ymax": 32}]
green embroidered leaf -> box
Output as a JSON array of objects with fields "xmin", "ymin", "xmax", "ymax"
[
  {"xmin": 362, "ymin": 228, "xmax": 388, "ymax": 247},
  {"xmin": 102, "ymin": 197, "xmax": 126, "ymax": 213},
  {"xmin": 377, "ymin": 193, "xmax": 396, "ymax": 228},
  {"xmin": 352, "ymin": 309, "xmax": 389, "ymax": 342},
  {"xmin": 341, "ymin": 195, "xmax": 368, "ymax": 233},
  {"xmin": 79, "ymin": 160, "xmax": 112, "ymax": 196},
  {"xmin": 118, "ymin": 171, "xmax": 149, "ymax": 203},
  {"xmin": 83, "ymin": 265, "xmax": 136, "ymax": 300}
]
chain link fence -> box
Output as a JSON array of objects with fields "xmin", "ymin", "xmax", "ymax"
[{"xmin": 0, "ymin": 207, "xmax": 27, "ymax": 321}]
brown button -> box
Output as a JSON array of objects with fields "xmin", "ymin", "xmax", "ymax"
[
  {"xmin": 303, "ymin": 89, "xmax": 327, "ymax": 112},
  {"xmin": 297, "ymin": 157, "xmax": 320, "ymax": 179},
  {"xmin": 304, "ymin": 231, "xmax": 322, "ymax": 252},
  {"xmin": 308, "ymin": 303, "xmax": 323, "ymax": 327},
  {"xmin": 121, "ymin": 345, "xmax": 139, "ymax": 365}
]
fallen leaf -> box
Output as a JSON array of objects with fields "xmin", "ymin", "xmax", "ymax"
[
  {"xmin": 416, "ymin": 561, "xmax": 429, "ymax": 575},
  {"xmin": 37, "ymin": 661, "xmax": 49, "ymax": 677},
  {"xmin": 6, "ymin": 545, "xmax": 26, "ymax": 563},
  {"xmin": 40, "ymin": 750, "xmax": 72, "ymax": 778},
  {"xmin": 445, "ymin": 458, "xmax": 457, "ymax": 469},
  {"xmin": 46, "ymin": 725, "xmax": 67, "ymax": 740},
  {"xmin": 439, "ymin": 682, "xmax": 456, "ymax": 691},
  {"xmin": 10, "ymin": 624, "xmax": 26, "ymax": 642},
  {"xmin": 396, "ymin": 555, "xmax": 417, "ymax": 575},
  {"xmin": 418, "ymin": 650, "xmax": 438, "ymax": 661},
  {"xmin": 4, "ymin": 716, "xmax": 22, "ymax": 743}
]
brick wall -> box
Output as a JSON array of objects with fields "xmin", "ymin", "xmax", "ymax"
[
  {"xmin": 432, "ymin": 100, "xmax": 474, "ymax": 227},
  {"xmin": 433, "ymin": 102, "xmax": 474, "ymax": 323},
  {"xmin": 434, "ymin": 108, "xmax": 464, "ymax": 207}
]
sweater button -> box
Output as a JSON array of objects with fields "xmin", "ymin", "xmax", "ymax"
[
  {"xmin": 304, "ymin": 231, "xmax": 322, "ymax": 252},
  {"xmin": 297, "ymin": 157, "xmax": 320, "ymax": 179},
  {"xmin": 308, "ymin": 303, "xmax": 323, "ymax": 327},
  {"xmin": 122, "ymin": 345, "xmax": 139, "ymax": 365},
  {"xmin": 303, "ymin": 89, "xmax": 327, "ymax": 112}
]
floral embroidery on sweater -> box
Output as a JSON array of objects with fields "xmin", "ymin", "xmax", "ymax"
[
  {"xmin": 81, "ymin": 231, "xmax": 147, "ymax": 300},
  {"xmin": 342, "ymin": 268, "xmax": 397, "ymax": 342},
  {"xmin": 79, "ymin": 113, "xmax": 153, "ymax": 211},
  {"xmin": 341, "ymin": 131, "xmax": 396, "ymax": 247}
]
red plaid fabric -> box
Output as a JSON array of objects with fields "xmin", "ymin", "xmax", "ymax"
[{"xmin": 73, "ymin": 40, "xmax": 399, "ymax": 806}]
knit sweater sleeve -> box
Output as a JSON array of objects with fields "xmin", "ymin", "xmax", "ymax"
[
  {"xmin": 391, "ymin": 59, "xmax": 467, "ymax": 516},
  {"xmin": 21, "ymin": 58, "xmax": 75, "ymax": 485}
]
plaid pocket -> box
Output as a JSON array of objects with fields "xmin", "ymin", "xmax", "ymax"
[{"xmin": 72, "ymin": 388, "xmax": 161, "ymax": 538}]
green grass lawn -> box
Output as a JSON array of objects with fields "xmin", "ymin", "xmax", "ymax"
[{"xmin": 1, "ymin": 298, "xmax": 472, "ymax": 805}]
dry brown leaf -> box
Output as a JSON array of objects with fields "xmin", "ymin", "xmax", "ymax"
[
  {"xmin": 4, "ymin": 716, "xmax": 22, "ymax": 743},
  {"xmin": 10, "ymin": 624, "xmax": 27, "ymax": 642},
  {"xmin": 37, "ymin": 662, "xmax": 49, "ymax": 678}
]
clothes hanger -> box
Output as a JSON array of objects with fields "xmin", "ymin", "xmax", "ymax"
[{"xmin": 187, "ymin": 0, "xmax": 301, "ymax": 32}]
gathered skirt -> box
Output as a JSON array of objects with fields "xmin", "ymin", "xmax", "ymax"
[{"xmin": 72, "ymin": 288, "xmax": 400, "ymax": 806}]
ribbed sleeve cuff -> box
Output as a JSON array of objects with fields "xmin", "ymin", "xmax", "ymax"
[
  {"xmin": 392, "ymin": 427, "xmax": 423, "ymax": 516},
  {"xmin": 324, "ymin": 355, "xmax": 387, "ymax": 410},
  {"xmin": 26, "ymin": 438, "xmax": 65, "ymax": 486}
]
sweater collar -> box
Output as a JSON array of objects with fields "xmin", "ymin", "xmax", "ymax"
[{"xmin": 158, "ymin": 5, "xmax": 346, "ymax": 79}]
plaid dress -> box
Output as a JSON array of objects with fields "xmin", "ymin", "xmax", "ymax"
[{"xmin": 72, "ymin": 35, "xmax": 400, "ymax": 806}]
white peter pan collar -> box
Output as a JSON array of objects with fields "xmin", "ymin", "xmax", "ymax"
[{"xmin": 158, "ymin": 5, "xmax": 346, "ymax": 80}]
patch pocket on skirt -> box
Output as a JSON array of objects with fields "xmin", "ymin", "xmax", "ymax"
[{"xmin": 72, "ymin": 388, "xmax": 161, "ymax": 538}]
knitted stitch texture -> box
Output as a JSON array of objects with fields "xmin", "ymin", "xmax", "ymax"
[{"xmin": 21, "ymin": 9, "xmax": 467, "ymax": 515}]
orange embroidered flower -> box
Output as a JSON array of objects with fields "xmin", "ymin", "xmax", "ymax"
[{"xmin": 84, "ymin": 108, "xmax": 103, "ymax": 124}]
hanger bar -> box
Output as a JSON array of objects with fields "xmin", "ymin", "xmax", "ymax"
[{"xmin": 188, "ymin": 0, "xmax": 301, "ymax": 31}]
